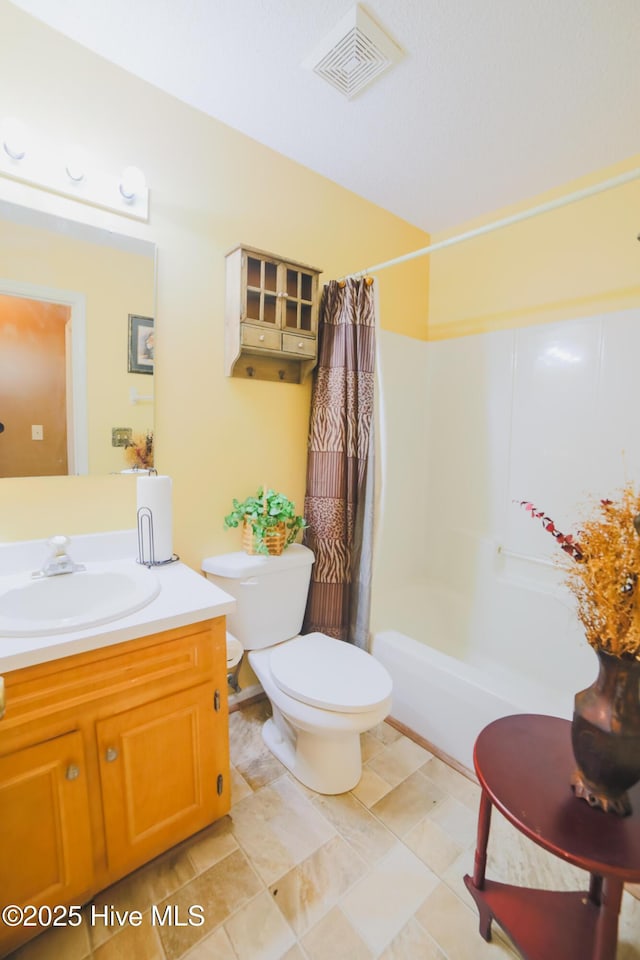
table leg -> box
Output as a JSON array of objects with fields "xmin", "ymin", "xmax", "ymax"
[
  {"xmin": 593, "ymin": 877, "xmax": 623, "ymax": 960},
  {"xmin": 588, "ymin": 873, "xmax": 603, "ymax": 906},
  {"xmin": 472, "ymin": 789, "xmax": 492, "ymax": 889},
  {"xmin": 466, "ymin": 789, "xmax": 495, "ymax": 941}
]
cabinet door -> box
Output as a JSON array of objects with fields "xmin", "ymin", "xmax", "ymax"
[
  {"xmin": 97, "ymin": 682, "xmax": 228, "ymax": 877},
  {"xmin": 244, "ymin": 252, "xmax": 279, "ymax": 326},
  {"xmin": 0, "ymin": 731, "xmax": 93, "ymax": 916},
  {"xmin": 282, "ymin": 264, "xmax": 317, "ymax": 334}
]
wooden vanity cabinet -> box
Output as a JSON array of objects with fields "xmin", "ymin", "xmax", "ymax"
[
  {"xmin": 225, "ymin": 244, "xmax": 322, "ymax": 383},
  {"xmin": 0, "ymin": 731, "xmax": 94, "ymax": 919},
  {"xmin": 97, "ymin": 681, "xmax": 222, "ymax": 878},
  {"xmin": 0, "ymin": 619, "xmax": 230, "ymax": 956}
]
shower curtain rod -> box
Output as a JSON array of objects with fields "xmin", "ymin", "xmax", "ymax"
[{"xmin": 340, "ymin": 166, "xmax": 640, "ymax": 281}]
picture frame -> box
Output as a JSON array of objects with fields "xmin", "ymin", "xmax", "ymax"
[{"xmin": 128, "ymin": 314, "xmax": 154, "ymax": 374}]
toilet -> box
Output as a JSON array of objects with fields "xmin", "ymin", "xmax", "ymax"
[{"xmin": 202, "ymin": 544, "xmax": 392, "ymax": 794}]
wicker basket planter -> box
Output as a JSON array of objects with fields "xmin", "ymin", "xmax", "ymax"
[{"xmin": 241, "ymin": 519, "xmax": 287, "ymax": 556}]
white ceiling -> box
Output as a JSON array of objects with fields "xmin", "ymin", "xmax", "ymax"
[{"xmin": 8, "ymin": 0, "xmax": 640, "ymax": 233}]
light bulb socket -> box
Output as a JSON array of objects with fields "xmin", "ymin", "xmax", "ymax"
[
  {"xmin": 64, "ymin": 144, "xmax": 88, "ymax": 183},
  {"xmin": 1, "ymin": 118, "xmax": 28, "ymax": 161},
  {"xmin": 66, "ymin": 166, "xmax": 85, "ymax": 183},
  {"xmin": 119, "ymin": 165, "xmax": 146, "ymax": 202},
  {"xmin": 3, "ymin": 141, "xmax": 26, "ymax": 161}
]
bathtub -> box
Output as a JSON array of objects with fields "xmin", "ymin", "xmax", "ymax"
[{"xmin": 371, "ymin": 578, "xmax": 595, "ymax": 772}]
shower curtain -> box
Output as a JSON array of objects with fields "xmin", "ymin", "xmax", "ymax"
[{"xmin": 302, "ymin": 277, "xmax": 376, "ymax": 647}]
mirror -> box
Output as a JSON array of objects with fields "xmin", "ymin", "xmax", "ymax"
[{"xmin": 0, "ymin": 200, "xmax": 155, "ymax": 478}]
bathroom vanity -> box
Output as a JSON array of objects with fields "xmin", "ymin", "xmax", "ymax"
[{"xmin": 0, "ymin": 531, "xmax": 236, "ymax": 956}]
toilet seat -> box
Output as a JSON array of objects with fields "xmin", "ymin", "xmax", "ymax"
[{"xmin": 269, "ymin": 632, "xmax": 392, "ymax": 714}]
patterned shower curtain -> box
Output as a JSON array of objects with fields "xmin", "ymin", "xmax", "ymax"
[{"xmin": 302, "ymin": 277, "xmax": 376, "ymax": 647}]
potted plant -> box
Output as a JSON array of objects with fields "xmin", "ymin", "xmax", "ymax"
[
  {"xmin": 224, "ymin": 487, "xmax": 306, "ymax": 556},
  {"xmin": 519, "ymin": 483, "xmax": 640, "ymax": 815}
]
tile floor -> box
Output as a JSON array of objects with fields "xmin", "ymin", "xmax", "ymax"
[{"xmin": 6, "ymin": 700, "xmax": 640, "ymax": 960}]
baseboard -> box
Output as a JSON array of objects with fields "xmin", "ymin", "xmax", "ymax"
[
  {"xmin": 385, "ymin": 715, "xmax": 478, "ymax": 784},
  {"xmin": 228, "ymin": 684, "xmax": 266, "ymax": 713}
]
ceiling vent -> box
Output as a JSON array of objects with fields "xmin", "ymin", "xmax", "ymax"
[{"xmin": 303, "ymin": 5, "xmax": 403, "ymax": 100}]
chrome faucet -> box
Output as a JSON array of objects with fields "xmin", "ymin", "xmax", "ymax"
[{"xmin": 33, "ymin": 535, "xmax": 86, "ymax": 578}]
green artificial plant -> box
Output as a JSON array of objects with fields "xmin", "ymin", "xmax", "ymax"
[{"xmin": 224, "ymin": 487, "xmax": 306, "ymax": 555}]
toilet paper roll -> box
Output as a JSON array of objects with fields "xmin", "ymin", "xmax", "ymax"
[{"xmin": 136, "ymin": 474, "xmax": 173, "ymax": 563}]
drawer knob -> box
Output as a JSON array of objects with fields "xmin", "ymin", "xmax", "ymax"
[
  {"xmin": 259, "ymin": 334, "xmax": 265, "ymax": 341},
  {"xmin": 297, "ymin": 341, "xmax": 303, "ymax": 348},
  {"xmin": 66, "ymin": 764, "xmax": 80, "ymax": 781},
  {"xmin": 105, "ymin": 747, "xmax": 119, "ymax": 763}
]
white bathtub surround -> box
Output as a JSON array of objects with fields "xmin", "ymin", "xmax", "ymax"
[
  {"xmin": 372, "ymin": 310, "xmax": 640, "ymax": 770},
  {"xmin": 0, "ymin": 529, "xmax": 235, "ymax": 672},
  {"xmin": 371, "ymin": 574, "xmax": 593, "ymax": 770}
]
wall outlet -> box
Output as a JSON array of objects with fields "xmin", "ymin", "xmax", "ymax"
[
  {"xmin": 31, "ymin": 424, "xmax": 43, "ymax": 441},
  {"xmin": 112, "ymin": 427, "xmax": 133, "ymax": 447}
]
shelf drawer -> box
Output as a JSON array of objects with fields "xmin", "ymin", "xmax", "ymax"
[
  {"xmin": 282, "ymin": 332, "xmax": 316, "ymax": 358},
  {"xmin": 241, "ymin": 324, "xmax": 281, "ymax": 351},
  {"xmin": 2, "ymin": 621, "xmax": 224, "ymax": 738}
]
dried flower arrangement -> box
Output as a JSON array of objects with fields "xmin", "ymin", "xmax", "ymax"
[
  {"xmin": 124, "ymin": 431, "xmax": 154, "ymax": 470},
  {"xmin": 519, "ymin": 482, "xmax": 640, "ymax": 659}
]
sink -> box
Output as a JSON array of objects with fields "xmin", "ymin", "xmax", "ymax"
[{"xmin": 0, "ymin": 562, "xmax": 161, "ymax": 637}]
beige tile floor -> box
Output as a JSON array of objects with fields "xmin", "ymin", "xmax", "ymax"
[{"xmin": 6, "ymin": 700, "xmax": 640, "ymax": 960}]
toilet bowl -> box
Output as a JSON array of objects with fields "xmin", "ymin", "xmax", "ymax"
[
  {"xmin": 250, "ymin": 632, "xmax": 391, "ymax": 793},
  {"xmin": 202, "ymin": 545, "xmax": 393, "ymax": 794}
]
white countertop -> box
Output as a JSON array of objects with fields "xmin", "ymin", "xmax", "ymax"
[{"xmin": 0, "ymin": 530, "xmax": 236, "ymax": 673}]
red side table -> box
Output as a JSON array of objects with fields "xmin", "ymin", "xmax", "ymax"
[{"xmin": 464, "ymin": 714, "xmax": 640, "ymax": 960}]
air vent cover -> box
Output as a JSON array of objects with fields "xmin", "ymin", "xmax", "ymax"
[{"xmin": 303, "ymin": 5, "xmax": 403, "ymax": 100}]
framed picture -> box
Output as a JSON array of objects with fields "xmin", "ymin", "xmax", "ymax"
[{"xmin": 128, "ymin": 314, "xmax": 154, "ymax": 374}]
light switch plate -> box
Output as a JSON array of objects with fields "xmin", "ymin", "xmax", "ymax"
[
  {"xmin": 31, "ymin": 424, "xmax": 43, "ymax": 441},
  {"xmin": 112, "ymin": 427, "xmax": 133, "ymax": 447}
]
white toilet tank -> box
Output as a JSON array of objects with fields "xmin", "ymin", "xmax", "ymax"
[{"xmin": 202, "ymin": 544, "xmax": 314, "ymax": 650}]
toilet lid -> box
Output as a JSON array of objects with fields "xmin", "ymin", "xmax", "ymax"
[{"xmin": 269, "ymin": 632, "xmax": 392, "ymax": 714}]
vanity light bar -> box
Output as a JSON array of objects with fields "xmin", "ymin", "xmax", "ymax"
[{"xmin": 0, "ymin": 118, "xmax": 149, "ymax": 222}]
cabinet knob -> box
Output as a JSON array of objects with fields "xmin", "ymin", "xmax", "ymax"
[
  {"xmin": 297, "ymin": 341, "xmax": 303, "ymax": 348},
  {"xmin": 66, "ymin": 764, "xmax": 80, "ymax": 781},
  {"xmin": 105, "ymin": 747, "xmax": 119, "ymax": 763},
  {"xmin": 259, "ymin": 334, "xmax": 265, "ymax": 342}
]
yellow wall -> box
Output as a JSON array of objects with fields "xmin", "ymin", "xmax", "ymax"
[
  {"xmin": 427, "ymin": 156, "xmax": 640, "ymax": 340},
  {"xmin": 0, "ymin": 2, "xmax": 429, "ymax": 566}
]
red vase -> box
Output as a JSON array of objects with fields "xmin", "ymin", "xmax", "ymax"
[{"xmin": 571, "ymin": 648, "xmax": 640, "ymax": 816}]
